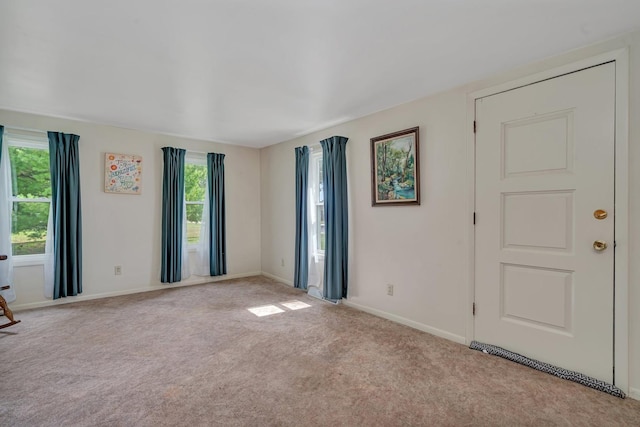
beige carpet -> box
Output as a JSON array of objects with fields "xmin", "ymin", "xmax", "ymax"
[{"xmin": 1, "ymin": 275, "xmax": 639, "ymax": 426}]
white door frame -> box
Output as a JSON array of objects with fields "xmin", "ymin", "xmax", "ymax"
[{"xmin": 465, "ymin": 49, "xmax": 629, "ymax": 392}]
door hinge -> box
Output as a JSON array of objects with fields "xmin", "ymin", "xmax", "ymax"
[
  {"xmin": 473, "ymin": 302, "xmax": 476, "ymax": 316},
  {"xmin": 473, "ymin": 120, "xmax": 477, "ymax": 134},
  {"xmin": 473, "ymin": 212, "xmax": 476, "ymax": 225}
]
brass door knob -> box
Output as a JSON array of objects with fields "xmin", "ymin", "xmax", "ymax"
[
  {"xmin": 593, "ymin": 240, "xmax": 608, "ymax": 251},
  {"xmin": 594, "ymin": 209, "xmax": 608, "ymax": 220}
]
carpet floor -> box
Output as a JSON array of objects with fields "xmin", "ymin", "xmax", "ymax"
[{"xmin": 1, "ymin": 275, "xmax": 639, "ymax": 426}]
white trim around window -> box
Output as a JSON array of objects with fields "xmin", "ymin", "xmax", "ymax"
[{"xmin": 5, "ymin": 131, "xmax": 50, "ymax": 265}]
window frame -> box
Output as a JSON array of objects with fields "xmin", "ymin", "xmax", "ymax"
[
  {"xmin": 310, "ymin": 150, "xmax": 325, "ymax": 257},
  {"xmin": 184, "ymin": 154, "xmax": 207, "ymax": 250},
  {"xmin": 4, "ymin": 132, "xmax": 51, "ymax": 265}
]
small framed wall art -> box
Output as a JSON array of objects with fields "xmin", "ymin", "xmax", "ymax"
[
  {"xmin": 104, "ymin": 153, "xmax": 143, "ymax": 194},
  {"xmin": 370, "ymin": 126, "xmax": 420, "ymax": 206}
]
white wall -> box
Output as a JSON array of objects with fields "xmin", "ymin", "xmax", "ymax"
[
  {"xmin": 1, "ymin": 109, "xmax": 262, "ymax": 309},
  {"xmin": 260, "ymin": 30, "xmax": 640, "ymax": 396},
  {"xmin": 261, "ymin": 85, "xmax": 469, "ymax": 339}
]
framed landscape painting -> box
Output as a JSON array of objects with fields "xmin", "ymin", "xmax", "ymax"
[{"xmin": 370, "ymin": 127, "xmax": 420, "ymax": 206}]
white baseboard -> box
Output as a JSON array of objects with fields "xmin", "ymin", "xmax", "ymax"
[
  {"xmin": 12, "ymin": 271, "xmax": 262, "ymax": 312},
  {"xmin": 261, "ymin": 271, "xmax": 294, "ymax": 287},
  {"xmin": 342, "ymin": 299, "xmax": 466, "ymax": 345},
  {"xmin": 629, "ymin": 388, "xmax": 640, "ymax": 400}
]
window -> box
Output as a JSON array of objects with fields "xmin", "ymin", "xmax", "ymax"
[
  {"xmin": 184, "ymin": 157, "xmax": 207, "ymax": 247},
  {"xmin": 311, "ymin": 151, "xmax": 325, "ymax": 254},
  {"xmin": 6, "ymin": 134, "xmax": 51, "ymax": 256}
]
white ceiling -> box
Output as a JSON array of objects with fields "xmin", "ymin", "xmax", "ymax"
[{"xmin": 1, "ymin": 1, "xmax": 639, "ymax": 148}]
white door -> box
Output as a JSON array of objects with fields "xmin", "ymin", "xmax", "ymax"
[{"xmin": 474, "ymin": 62, "xmax": 615, "ymax": 382}]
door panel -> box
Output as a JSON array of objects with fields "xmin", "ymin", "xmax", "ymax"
[
  {"xmin": 502, "ymin": 110, "xmax": 574, "ymax": 177},
  {"xmin": 502, "ymin": 191, "xmax": 573, "ymax": 252},
  {"xmin": 474, "ymin": 62, "xmax": 615, "ymax": 382}
]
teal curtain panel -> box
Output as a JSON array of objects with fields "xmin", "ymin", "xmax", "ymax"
[
  {"xmin": 293, "ymin": 146, "xmax": 309, "ymax": 289},
  {"xmin": 320, "ymin": 136, "xmax": 349, "ymax": 302},
  {"xmin": 47, "ymin": 131, "xmax": 83, "ymax": 299},
  {"xmin": 161, "ymin": 147, "xmax": 186, "ymax": 283},
  {"xmin": 207, "ymin": 153, "xmax": 227, "ymax": 276}
]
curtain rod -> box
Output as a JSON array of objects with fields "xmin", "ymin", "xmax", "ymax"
[
  {"xmin": 4, "ymin": 125, "xmax": 48, "ymax": 135},
  {"xmin": 173, "ymin": 149, "xmax": 211, "ymax": 156},
  {"xmin": 164, "ymin": 148, "xmax": 225, "ymax": 156}
]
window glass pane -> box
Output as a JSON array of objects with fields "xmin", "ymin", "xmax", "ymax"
[
  {"xmin": 185, "ymin": 163, "xmax": 206, "ymax": 246},
  {"xmin": 8, "ymin": 146, "xmax": 51, "ymax": 199},
  {"xmin": 317, "ymin": 159, "xmax": 324, "ymax": 204},
  {"xmin": 184, "ymin": 164, "xmax": 206, "ymax": 202},
  {"xmin": 11, "ymin": 201, "xmax": 49, "ymax": 255},
  {"xmin": 186, "ymin": 204, "xmax": 203, "ymax": 244},
  {"xmin": 317, "ymin": 204, "xmax": 325, "ymax": 251}
]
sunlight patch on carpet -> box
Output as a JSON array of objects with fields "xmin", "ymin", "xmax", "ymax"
[
  {"xmin": 247, "ymin": 300, "xmax": 312, "ymax": 317},
  {"xmin": 280, "ymin": 300, "xmax": 311, "ymax": 310},
  {"xmin": 248, "ymin": 305, "xmax": 285, "ymax": 317}
]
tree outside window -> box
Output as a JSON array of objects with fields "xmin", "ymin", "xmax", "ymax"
[{"xmin": 184, "ymin": 162, "xmax": 206, "ymax": 245}]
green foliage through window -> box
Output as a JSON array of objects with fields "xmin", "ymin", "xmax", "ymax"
[
  {"xmin": 8, "ymin": 143, "xmax": 51, "ymax": 255},
  {"xmin": 184, "ymin": 163, "xmax": 206, "ymax": 244}
]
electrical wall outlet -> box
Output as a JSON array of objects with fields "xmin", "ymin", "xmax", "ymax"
[
  {"xmin": 281, "ymin": 258, "xmax": 285, "ymax": 267},
  {"xmin": 114, "ymin": 265, "xmax": 122, "ymax": 275},
  {"xmin": 387, "ymin": 284, "xmax": 394, "ymax": 296}
]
